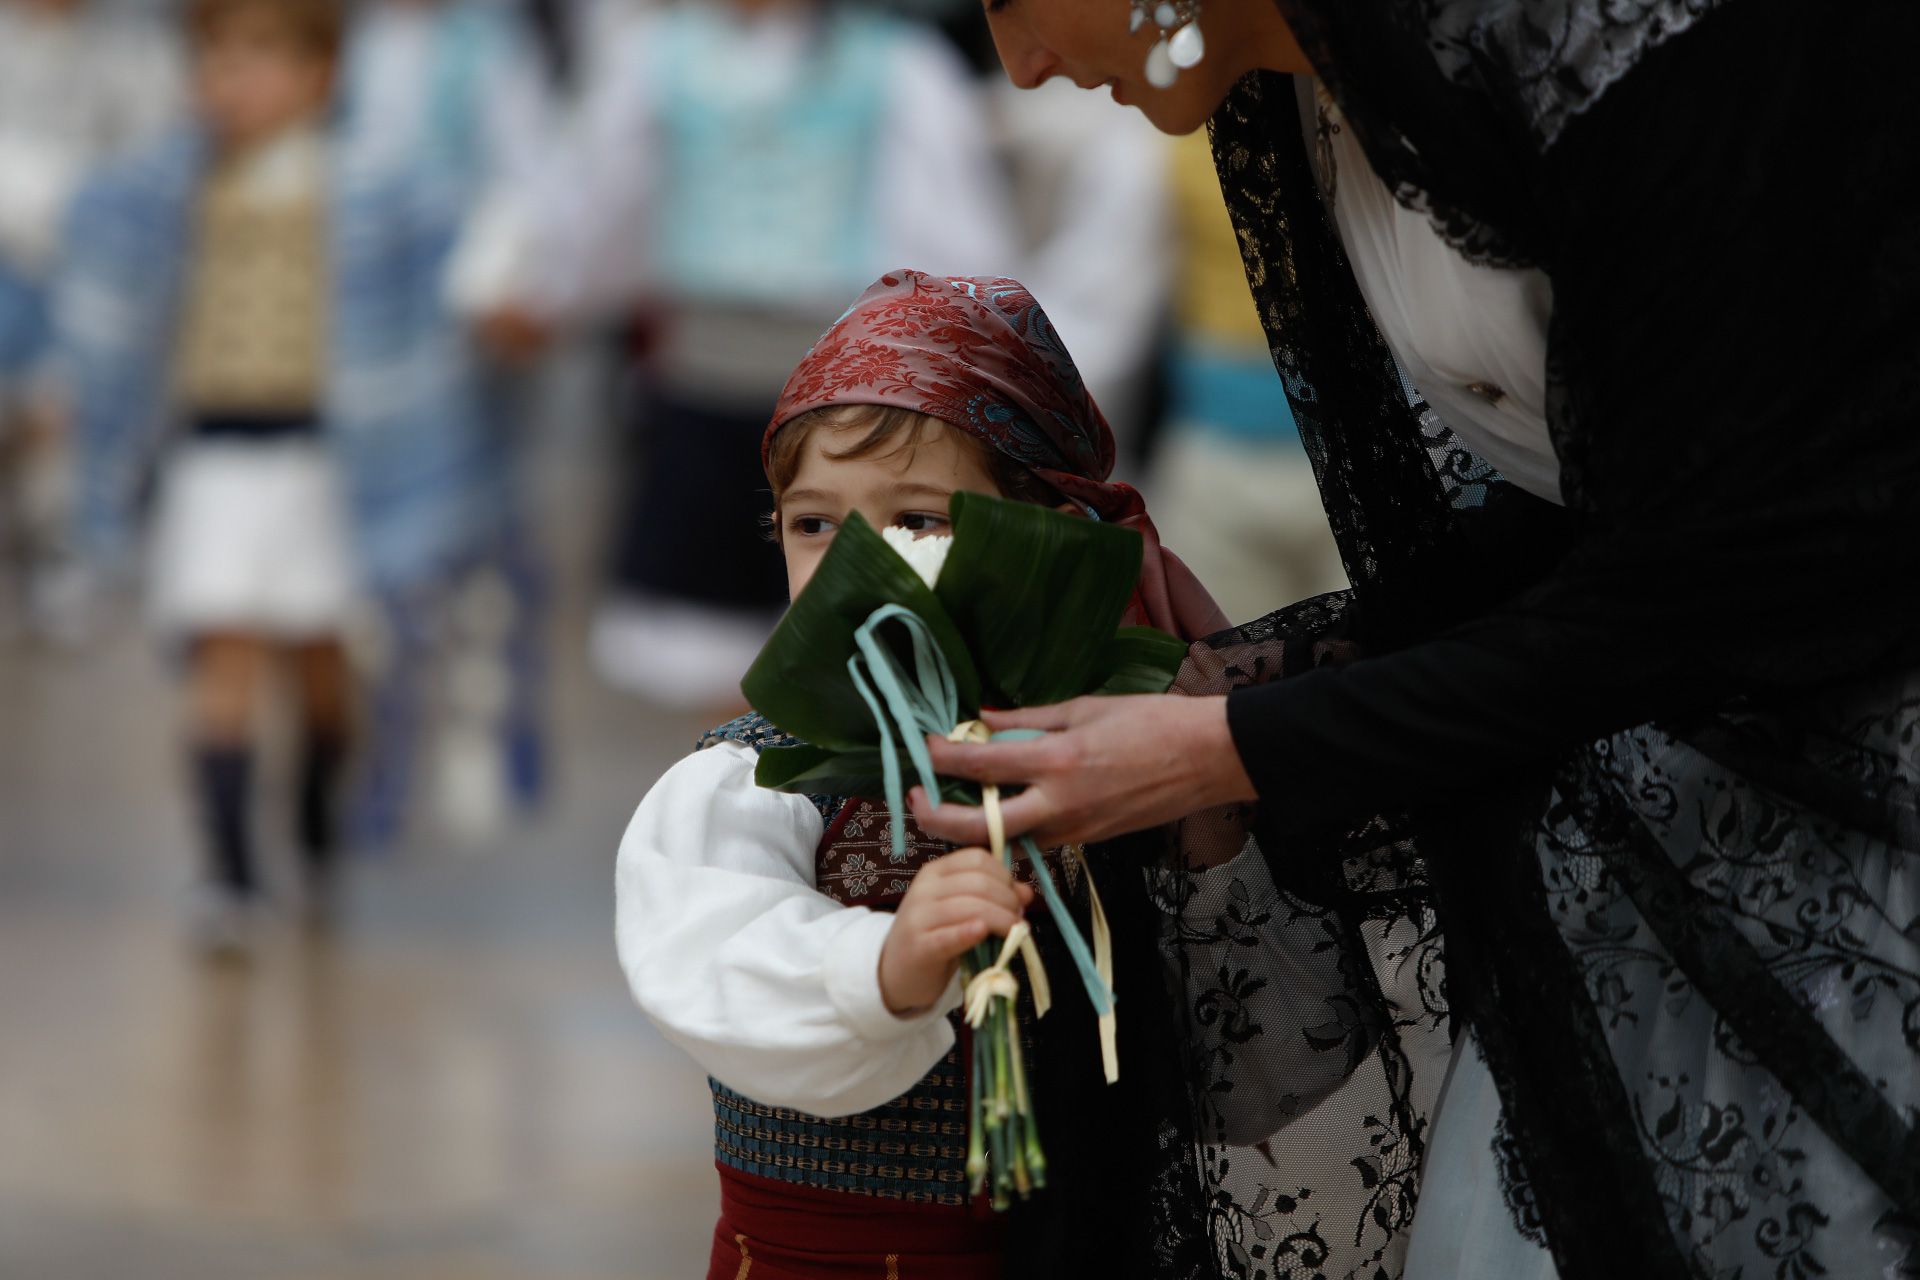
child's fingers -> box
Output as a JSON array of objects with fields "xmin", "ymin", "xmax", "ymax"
[
  {"xmin": 920, "ymin": 919, "xmax": 990, "ymax": 957},
  {"xmin": 930, "ymin": 867, "xmax": 1029, "ymax": 914},
  {"xmin": 922, "ymin": 894, "xmax": 1024, "ymax": 940},
  {"xmin": 923, "ymin": 849, "xmax": 1029, "ymax": 906},
  {"xmin": 930, "ymin": 847, "xmax": 1002, "ymax": 877}
]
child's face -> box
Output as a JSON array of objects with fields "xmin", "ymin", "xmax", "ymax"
[
  {"xmin": 778, "ymin": 420, "xmax": 1004, "ymax": 600},
  {"xmin": 194, "ymin": 14, "xmax": 333, "ymax": 151}
]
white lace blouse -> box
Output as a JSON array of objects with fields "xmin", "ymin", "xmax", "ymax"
[{"xmin": 1308, "ymin": 82, "xmax": 1564, "ymax": 506}]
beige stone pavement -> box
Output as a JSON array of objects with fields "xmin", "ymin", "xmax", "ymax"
[{"xmin": 0, "ymin": 595, "xmax": 727, "ymax": 1279}]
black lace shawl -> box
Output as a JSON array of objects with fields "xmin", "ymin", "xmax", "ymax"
[{"xmin": 1192, "ymin": 0, "xmax": 1920, "ymax": 1274}]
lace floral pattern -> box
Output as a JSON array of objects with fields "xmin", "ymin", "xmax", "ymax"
[
  {"xmin": 1277, "ymin": 0, "xmax": 1729, "ymax": 264},
  {"xmin": 1418, "ymin": 0, "xmax": 1729, "ymax": 145},
  {"xmin": 1157, "ymin": 592, "xmax": 1455, "ymax": 1279},
  {"xmin": 1506, "ymin": 694, "xmax": 1920, "ymax": 1276}
]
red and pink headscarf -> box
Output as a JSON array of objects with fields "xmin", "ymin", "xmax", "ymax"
[{"xmin": 767, "ymin": 270, "xmax": 1229, "ymax": 642}]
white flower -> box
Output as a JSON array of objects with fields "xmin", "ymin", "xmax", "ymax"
[{"xmin": 882, "ymin": 525, "xmax": 951, "ymax": 589}]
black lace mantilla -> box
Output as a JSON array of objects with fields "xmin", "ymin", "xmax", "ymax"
[
  {"xmin": 1196, "ymin": 0, "xmax": 1920, "ymax": 1276},
  {"xmin": 1156, "ymin": 593, "xmax": 1453, "ymax": 1280},
  {"xmin": 1274, "ymin": 0, "xmax": 1727, "ymax": 266}
]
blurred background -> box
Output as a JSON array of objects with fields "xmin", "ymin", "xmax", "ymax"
[{"xmin": 0, "ymin": 0, "xmax": 1342, "ymax": 1274}]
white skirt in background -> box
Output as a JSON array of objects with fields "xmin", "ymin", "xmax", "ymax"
[{"xmin": 148, "ymin": 439, "xmax": 359, "ymax": 638}]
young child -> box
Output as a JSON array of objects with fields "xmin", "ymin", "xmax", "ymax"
[
  {"xmin": 59, "ymin": 0, "xmax": 511, "ymax": 949},
  {"xmin": 335, "ymin": 0, "xmax": 557, "ymax": 846},
  {"xmin": 614, "ymin": 270, "xmax": 1226, "ymax": 1279}
]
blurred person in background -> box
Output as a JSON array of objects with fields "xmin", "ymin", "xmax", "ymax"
[
  {"xmin": 62, "ymin": 0, "xmax": 352, "ymax": 954},
  {"xmin": 336, "ymin": 0, "xmax": 558, "ymax": 847},
  {"xmin": 58, "ymin": 0, "xmax": 529, "ymax": 952},
  {"xmin": 1145, "ymin": 129, "xmax": 1344, "ymax": 623},
  {"xmin": 0, "ymin": 0, "xmax": 183, "ymax": 642},
  {"xmin": 457, "ymin": 0, "xmax": 1020, "ymax": 712}
]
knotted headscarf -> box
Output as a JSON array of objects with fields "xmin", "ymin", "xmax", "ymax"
[{"xmin": 767, "ymin": 270, "xmax": 1229, "ymax": 642}]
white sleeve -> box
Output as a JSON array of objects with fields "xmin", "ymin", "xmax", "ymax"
[
  {"xmin": 0, "ymin": 139, "xmax": 75, "ymax": 270},
  {"xmin": 0, "ymin": 22, "xmax": 183, "ymax": 270},
  {"xmin": 447, "ymin": 17, "xmax": 657, "ymax": 320},
  {"xmin": 871, "ymin": 34, "xmax": 1021, "ymax": 279},
  {"xmin": 615, "ymin": 742, "xmax": 962, "ymax": 1117},
  {"xmin": 1167, "ymin": 839, "xmax": 1385, "ymax": 1146},
  {"xmin": 476, "ymin": 29, "xmax": 556, "ymax": 189},
  {"xmin": 442, "ymin": 26, "xmax": 561, "ymax": 315}
]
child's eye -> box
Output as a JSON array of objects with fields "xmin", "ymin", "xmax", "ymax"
[
  {"xmin": 896, "ymin": 512, "xmax": 950, "ymax": 535},
  {"xmin": 788, "ymin": 515, "xmax": 837, "ymax": 537}
]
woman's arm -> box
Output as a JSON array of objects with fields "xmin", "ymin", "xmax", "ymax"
[
  {"xmin": 616, "ymin": 743, "xmax": 961, "ymax": 1117},
  {"xmin": 446, "ymin": 16, "xmax": 658, "ymax": 324}
]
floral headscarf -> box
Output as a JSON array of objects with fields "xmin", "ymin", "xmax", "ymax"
[{"xmin": 768, "ymin": 270, "xmax": 1229, "ymax": 642}]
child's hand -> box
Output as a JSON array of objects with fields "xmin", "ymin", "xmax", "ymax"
[
  {"xmin": 879, "ymin": 848, "xmax": 1035, "ymax": 1017},
  {"xmin": 475, "ymin": 306, "xmax": 553, "ymax": 366}
]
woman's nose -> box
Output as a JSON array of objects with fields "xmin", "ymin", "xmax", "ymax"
[{"xmin": 987, "ymin": 20, "xmax": 1062, "ymax": 90}]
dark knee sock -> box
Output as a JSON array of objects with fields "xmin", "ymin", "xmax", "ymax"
[
  {"xmin": 297, "ymin": 733, "xmax": 348, "ymax": 870},
  {"xmin": 194, "ymin": 745, "xmax": 255, "ymax": 894}
]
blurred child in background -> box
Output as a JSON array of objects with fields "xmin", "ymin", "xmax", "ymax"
[
  {"xmin": 458, "ymin": 0, "xmax": 1019, "ymax": 711},
  {"xmin": 337, "ymin": 0, "xmax": 557, "ymax": 846},
  {"xmin": 0, "ymin": 0, "xmax": 182, "ymax": 640},
  {"xmin": 59, "ymin": 0, "xmax": 530, "ymax": 951}
]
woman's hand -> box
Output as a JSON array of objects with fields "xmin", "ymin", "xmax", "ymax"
[
  {"xmin": 878, "ymin": 847, "xmax": 1035, "ymax": 1017},
  {"xmin": 909, "ymin": 694, "xmax": 1257, "ymax": 849}
]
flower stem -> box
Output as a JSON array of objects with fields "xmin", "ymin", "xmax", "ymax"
[{"xmin": 966, "ymin": 1006, "xmax": 987, "ymax": 1196}]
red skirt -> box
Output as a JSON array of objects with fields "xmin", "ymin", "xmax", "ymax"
[{"xmin": 707, "ymin": 1165, "xmax": 1005, "ymax": 1280}]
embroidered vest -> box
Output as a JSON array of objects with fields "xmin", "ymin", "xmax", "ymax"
[
  {"xmin": 699, "ymin": 711, "xmax": 976, "ymax": 1204},
  {"xmin": 174, "ymin": 146, "xmax": 330, "ymax": 417}
]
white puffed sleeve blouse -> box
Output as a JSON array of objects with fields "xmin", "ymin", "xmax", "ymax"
[{"xmin": 614, "ymin": 742, "xmax": 963, "ymax": 1118}]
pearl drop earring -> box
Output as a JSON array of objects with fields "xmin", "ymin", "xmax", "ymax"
[{"xmin": 1130, "ymin": 0, "xmax": 1204, "ymax": 89}]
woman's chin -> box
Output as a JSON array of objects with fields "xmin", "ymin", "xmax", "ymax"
[{"xmin": 1131, "ymin": 88, "xmax": 1220, "ymax": 137}]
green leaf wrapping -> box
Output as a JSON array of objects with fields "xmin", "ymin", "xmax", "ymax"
[
  {"xmin": 933, "ymin": 492, "xmax": 1146, "ymax": 707},
  {"xmin": 754, "ymin": 744, "xmax": 887, "ymax": 797},
  {"xmin": 738, "ymin": 494, "xmax": 1183, "ymax": 1210},
  {"xmin": 744, "ymin": 494, "xmax": 1188, "ymax": 801},
  {"xmin": 1093, "ymin": 627, "xmax": 1190, "ymax": 695},
  {"xmin": 741, "ymin": 510, "xmax": 980, "ymax": 751}
]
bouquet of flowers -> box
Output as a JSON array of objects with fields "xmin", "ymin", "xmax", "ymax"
[{"xmin": 740, "ymin": 491, "xmax": 1187, "ymax": 1207}]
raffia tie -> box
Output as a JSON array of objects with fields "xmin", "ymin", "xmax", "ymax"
[{"xmin": 949, "ymin": 720, "xmax": 1118, "ymax": 1083}]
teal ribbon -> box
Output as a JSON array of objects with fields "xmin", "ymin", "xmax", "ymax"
[{"xmin": 847, "ymin": 605, "xmax": 1115, "ymax": 1018}]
